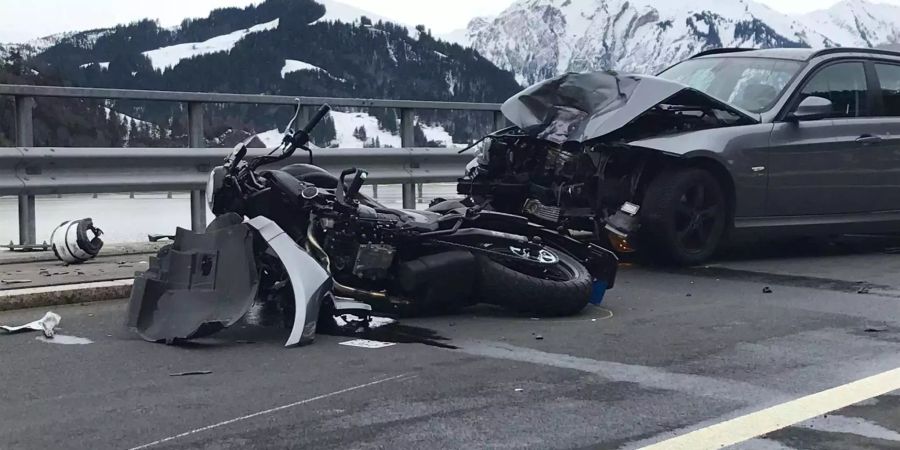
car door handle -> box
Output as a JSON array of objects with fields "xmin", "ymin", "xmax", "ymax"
[{"xmin": 856, "ymin": 135, "xmax": 883, "ymax": 144}]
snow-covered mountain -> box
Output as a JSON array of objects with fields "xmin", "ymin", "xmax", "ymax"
[
  {"xmin": 3, "ymin": 0, "xmax": 518, "ymax": 149},
  {"xmin": 456, "ymin": 0, "xmax": 900, "ymax": 85}
]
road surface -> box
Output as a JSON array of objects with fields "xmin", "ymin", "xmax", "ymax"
[{"xmin": 1, "ymin": 238, "xmax": 899, "ymax": 449}]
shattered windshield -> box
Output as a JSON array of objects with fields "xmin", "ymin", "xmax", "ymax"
[{"xmin": 658, "ymin": 57, "xmax": 803, "ymax": 113}]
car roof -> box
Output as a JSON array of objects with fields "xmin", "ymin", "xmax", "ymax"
[{"xmin": 691, "ymin": 47, "xmax": 900, "ymax": 62}]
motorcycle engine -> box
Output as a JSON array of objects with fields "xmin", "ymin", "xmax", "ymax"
[
  {"xmin": 321, "ymin": 215, "xmax": 397, "ymax": 282},
  {"xmin": 352, "ymin": 244, "xmax": 396, "ymax": 280}
]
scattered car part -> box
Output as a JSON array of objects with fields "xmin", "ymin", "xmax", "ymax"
[
  {"xmin": 51, "ymin": 218, "xmax": 104, "ymax": 264},
  {"xmin": 1, "ymin": 311, "xmax": 61, "ymax": 338},
  {"xmin": 169, "ymin": 371, "xmax": 213, "ymax": 377}
]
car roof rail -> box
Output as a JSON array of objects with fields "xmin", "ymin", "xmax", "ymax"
[
  {"xmin": 811, "ymin": 47, "xmax": 900, "ymax": 59},
  {"xmin": 689, "ymin": 48, "xmax": 756, "ymax": 59}
]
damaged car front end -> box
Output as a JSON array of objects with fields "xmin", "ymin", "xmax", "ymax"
[{"xmin": 458, "ymin": 71, "xmax": 758, "ymax": 255}]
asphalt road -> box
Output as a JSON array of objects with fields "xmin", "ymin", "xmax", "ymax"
[{"xmin": 1, "ymin": 238, "xmax": 899, "ymax": 449}]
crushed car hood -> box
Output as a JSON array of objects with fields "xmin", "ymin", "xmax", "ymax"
[{"xmin": 501, "ymin": 71, "xmax": 758, "ymax": 145}]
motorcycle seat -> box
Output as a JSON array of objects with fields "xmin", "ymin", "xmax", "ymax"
[{"xmin": 281, "ymin": 164, "xmax": 339, "ymax": 189}]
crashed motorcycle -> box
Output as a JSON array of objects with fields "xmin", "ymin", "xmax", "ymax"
[
  {"xmin": 457, "ymin": 71, "xmax": 756, "ymax": 262},
  {"xmin": 128, "ymin": 103, "xmax": 618, "ymax": 346}
]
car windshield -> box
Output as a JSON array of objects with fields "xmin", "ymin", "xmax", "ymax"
[{"xmin": 658, "ymin": 57, "xmax": 803, "ymax": 113}]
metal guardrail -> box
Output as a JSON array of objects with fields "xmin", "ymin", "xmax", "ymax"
[{"xmin": 1, "ymin": 84, "xmax": 504, "ymax": 245}]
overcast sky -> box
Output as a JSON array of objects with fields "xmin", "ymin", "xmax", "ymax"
[{"xmin": 2, "ymin": 0, "xmax": 900, "ymax": 43}]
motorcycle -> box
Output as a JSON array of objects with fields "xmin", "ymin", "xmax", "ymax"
[{"xmin": 127, "ymin": 102, "xmax": 618, "ymax": 347}]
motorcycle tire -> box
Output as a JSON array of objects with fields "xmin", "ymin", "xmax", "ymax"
[{"xmin": 475, "ymin": 247, "xmax": 592, "ymax": 317}]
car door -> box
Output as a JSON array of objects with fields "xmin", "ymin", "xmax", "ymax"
[
  {"xmin": 767, "ymin": 60, "xmax": 882, "ymax": 216},
  {"xmin": 866, "ymin": 61, "xmax": 900, "ymax": 212}
]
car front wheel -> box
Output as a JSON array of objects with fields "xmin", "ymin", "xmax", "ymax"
[{"xmin": 640, "ymin": 168, "xmax": 728, "ymax": 265}]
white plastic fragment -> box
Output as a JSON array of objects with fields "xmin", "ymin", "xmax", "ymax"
[
  {"xmin": 339, "ymin": 339, "xmax": 396, "ymax": 349},
  {"xmin": 1, "ymin": 312, "xmax": 62, "ymax": 338}
]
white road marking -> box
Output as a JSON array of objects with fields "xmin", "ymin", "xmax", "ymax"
[
  {"xmin": 0, "ymin": 278, "xmax": 133, "ymax": 297},
  {"xmin": 128, "ymin": 373, "xmax": 410, "ymax": 450},
  {"xmin": 459, "ymin": 341, "xmax": 786, "ymax": 402},
  {"xmin": 640, "ymin": 367, "xmax": 900, "ymax": 450}
]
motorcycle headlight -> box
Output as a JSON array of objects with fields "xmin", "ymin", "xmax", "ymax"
[{"xmin": 206, "ymin": 166, "xmax": 225, "ymax": 212}]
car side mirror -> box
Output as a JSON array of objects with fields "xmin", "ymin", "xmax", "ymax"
[{"xmin": 787, "ymin": 96, "xmax": 832, "ymax": 122}]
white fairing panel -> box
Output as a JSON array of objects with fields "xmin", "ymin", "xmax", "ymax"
[{"xmin": 246, "ymin": 216, "xmax": 331, "ymax": 347}]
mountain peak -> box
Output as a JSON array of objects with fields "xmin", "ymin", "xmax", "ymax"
[{"xmin": 467, "ymin": 0, "xmax": 900, "ymax": 85}]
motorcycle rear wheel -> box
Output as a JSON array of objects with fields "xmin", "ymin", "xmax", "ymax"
[{"xmin": 475, "ymin": 246, "xmax": 593, "ymax": 317}]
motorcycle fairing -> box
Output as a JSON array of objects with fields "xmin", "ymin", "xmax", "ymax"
[
  {"xmin": 246, "ymin": 216, "xmax": 333, "ymax": 347},
  {"xmin": 127, "ymin": 214, "xmax": 259, "ymax": 342},
  {"xmin": 127, "ymin": 214, "xmax": 332, "ymax": 347}
]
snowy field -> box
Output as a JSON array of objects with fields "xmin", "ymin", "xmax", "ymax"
[{"xmin": 0, "ymin": 184, "xmax": 459, "ymax": 245}]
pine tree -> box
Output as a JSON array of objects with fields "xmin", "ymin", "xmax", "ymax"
[{"xmin": 352, "ymin": 125, "xmax": 367, "ymax": 142}]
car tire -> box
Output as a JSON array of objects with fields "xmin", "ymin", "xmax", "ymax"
[{"xmin": 640, "ymin": 168, "xmax": 728, "ymax": 265}]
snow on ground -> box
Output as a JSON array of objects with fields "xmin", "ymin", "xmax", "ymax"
[
  {"xmin": 330, "ymin": 110, "xmax": 401, "ymax": 148},
  {"xmin": 329, "ymin": 110, "xmax": 462, "ymax": 148},
  {"xmin": 423, "ymin": 124, "xmax": 462, "ymax": 148},
  {"xmin": 254, "ymin": 128, "xmax": 285, "ymax": 148},
  {"xmin": 103, "ymin": 107, "xmax": 165, "ymax": 144},
  {"xmin": 313, "ymin": 0, "xmax": 416, "ymax": 37},
  {"xmin": 143, "ymin": 19, "xmax": 279, "ymax": 71},
  {"xmin": 79, "ymin": 62, "xmax": 109, "ymax": 69},
  {"xmin": 281, "ymin": 59, "xmax": 346, "ymax": 82}
]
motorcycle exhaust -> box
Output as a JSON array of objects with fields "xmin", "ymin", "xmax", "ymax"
[{"xmin": 305, "ymin": 223, "xmax": 389, "ymax": 301}]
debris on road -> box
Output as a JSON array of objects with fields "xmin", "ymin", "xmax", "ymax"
[
  {"xmin": 514, "ymin": 388, "xmax": 524, "ymax": 392},
  {"xmin": 864, "ymin": 325, "xmax": 888, "ymax": 333},
  {"xmin": 857, "ymin": 286, "xmax": 871, "ymax": 294},
  {"xmin": 169, "ymin": 370, "xmax": 213, "ymax": 377},
  {"xmin": 1, "ymin": 312, "xmax": 61, "ymax": 338},
  {"xmin": 37, "ymin": 335, "xmax": 93, "ymax": 345},
  {"xmin": 1, "ymin": 279, "xmax": 32, "ymax": 285},
  {"xmin": 762, "ymin": 287, "xmax": 773, "ymax": 294},
  {"xmin": 51, "ymin": 218, "xmax": 104, "ymax": 264},
  {"xmin": 339, "ymin": 339, "xmax": 396, "ymax": 349}
]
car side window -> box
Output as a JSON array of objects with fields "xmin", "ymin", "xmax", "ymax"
[
  {"xmin": 875, "ymin": 63, "xmax": 900, "ymax": 116},
  {"xmin": 798, "ymin": 62, "xmax": 869, "ymax": 118}
]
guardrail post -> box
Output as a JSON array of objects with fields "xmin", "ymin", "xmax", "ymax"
[
  {"xmin": 15, "ymin": 95, "xmax": 36, "ymax": 244},
  {"xmin": 400, "ymin": 108, "xmax": 416, "ymax": 209},
  {"xmin": 17, "ymin": 194, "xmax": 36, "ymax": 245},
  {"xmin": 188, "ymin": 102, "xmax": 206, "ymax": 231},
  {"xmin": 493, "ymin": 110, "xmax": 506, "ymax": 131}
]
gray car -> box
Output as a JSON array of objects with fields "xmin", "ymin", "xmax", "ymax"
[{"xmin": 459, "ymin": 47, "xmax": 900, "ymax": 264}]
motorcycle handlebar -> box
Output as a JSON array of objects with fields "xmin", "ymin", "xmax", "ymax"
[{"xmin": 302, "ymin": 104, "xmax": 331, "ymax": 134}]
